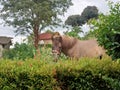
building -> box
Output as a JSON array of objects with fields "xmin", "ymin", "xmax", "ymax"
[
  {"xmin": 39, "ymin": 33, "xmax": 52, "ymax": 46},
  {"xmin": 0, "ymin": 36, "xmax": 13, "ymax": 57}
]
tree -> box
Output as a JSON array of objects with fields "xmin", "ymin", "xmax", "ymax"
[
  {"xmin": 65, "ymin": 15, "xmax": 85, "ymax": 26},
  {"xmin": 64, "ymin": 26, "xmax": 83, "ymax": 39},
  {"xmin": 91, "ymin": 2, "xmax": 120, "ymax": 60},
  {"xmin": 0, "ymin": 0, "xmax": 72, "ymax": 49},
  {"xmin": 81, "ymin": 6, "xmax": 98, "ymax": 22},
  {"xmin": 65, "ymin": 6, "xmax": 98, "ymax": 26}
]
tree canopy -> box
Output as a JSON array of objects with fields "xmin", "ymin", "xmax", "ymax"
[
  {"xmin": 0, "ymin": 0, "xmax": 72, "ymax": 49},
  {"xmin": 65, "ymin": 6, "xmax": 98, "ymax": 26},
  {"xmin": 65, "ymin": 15, "xmax": 83, "ymax": 26}
]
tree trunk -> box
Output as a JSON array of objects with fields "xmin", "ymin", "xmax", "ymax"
[
  {"xmin": 33, "ymin": 23, "xmax": 41, "ymax": 59},
  {"xmin": 33, "ymin": 24, "xmax": 39, "ymax": 49}
]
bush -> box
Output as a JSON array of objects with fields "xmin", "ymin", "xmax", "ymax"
[
  {"xmin": 0, "ymin": 59, "xmax": 56, "ymax": 90},
  {"xmin": 0, "ymin": 58, "xmax": 120, "ymax": 90},
  {"xmin": 55, "ymin": 58, "xmax": 120, "ymax": 90},
  {"xmin": 3, "ymin": 43, "xmax": 35, "ymax": 60}
]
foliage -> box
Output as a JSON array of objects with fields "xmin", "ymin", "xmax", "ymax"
[
  {"xmin": 2, "ymin": 42, "xmax": 65, "ymax": 61},
  {"xmin": 65, "ymin": 6, "xmax": 98, "ymax": 26},
  {"xmin": 0, "ymin": 0, "xmax": 73, "ymax": 49},
  {"xmin": 0, "ymin": 59, "xmax": 56, "ymax": 90},
  {"xmin": 81, "ymin": 6, "xmax": 98, "ymax": 22},
  {"xmin": 65, "ymin": 15, "xmax": 84, "ymax": 26},
  {"xmin": 0, "ymin": 58, "xmax": 120, "ymax": 89},
  {"xmin": 0, "ymin": 0, "xmax": 72, "ymax": 33},
  {"xmin": 64, "ymin": 26, "xmax": 83, "ymax": 39},
  {"xmin": 27, "ymin": 33, "xmax": 34, "ymax": 45},
  {"xmin": 90, "ymin": 2, "xmax": 120, "ymax": 60},
  {"xmin": 3, "ymin": 43, "xmax": 35, "ymax": 60},
  {"xmin": 82, "ymin": 30, "xmax": 96, "ymax": 40}
]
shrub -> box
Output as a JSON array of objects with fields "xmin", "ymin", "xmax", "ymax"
[
  {"xmin": 0, "ymin": 58, "xmax": 120, "ymax": 89},
  {"xmin": 54, "ymin": 58, "xmax": 120, "ymax": 90},
  {"xmin": 0, "ymin": 59, "xmax": 56, "ymax": 90},
  {"xmin": 3, "ymin": 43, "xmax": 35, "ymax": 60}
]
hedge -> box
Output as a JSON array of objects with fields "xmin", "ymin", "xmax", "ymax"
[{"xmin": 0, "ymin": 57, "xmax": 120, "ymax": 90}]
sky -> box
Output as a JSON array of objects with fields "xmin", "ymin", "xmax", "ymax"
[{"xmin": 0, "ymin": 0, "xmax": 119, "ymax": 44}]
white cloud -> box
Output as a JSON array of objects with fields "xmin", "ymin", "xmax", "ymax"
[{"xmin": 0, "ymin": 25, "xmax": 15, "ymax": 36}]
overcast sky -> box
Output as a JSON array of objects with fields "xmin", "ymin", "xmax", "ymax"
[{"xmin": 0, "ymin": 0, "xmax": 119, "ymax": 44}]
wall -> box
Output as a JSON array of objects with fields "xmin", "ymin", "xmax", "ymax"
[{"xmin": 0, "ymin": 45, "xmax": 3, "ymax": 58}]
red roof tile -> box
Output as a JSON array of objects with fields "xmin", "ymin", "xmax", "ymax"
[{"xmin": 39, "ymin": 33, "xmax": 52, "ymax": 40}]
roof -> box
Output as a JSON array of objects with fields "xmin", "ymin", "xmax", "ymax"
[
  {"xmin": 0, "ymin": 36, "xmax": 13, "ymax": 45},
  {"xmin": 39, "ymin": 33, "xmax": 52, "ymax": 40}
]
